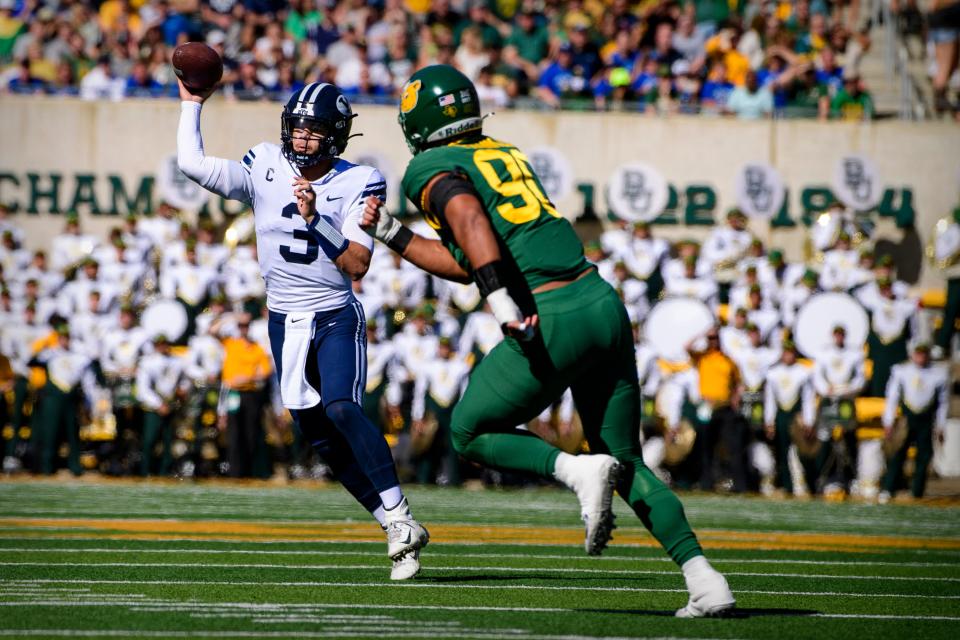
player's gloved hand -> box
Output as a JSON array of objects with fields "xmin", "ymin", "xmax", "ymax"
[
  {"xmin": 361, "ymin": 196, "xmax": 414, "ymax": 254},
  {"xmin": 487, "ymin": 288, "xmax": 538, "ymax": 342},
  {"xmin": 361, "ymin": 196, "xmax": 402, "ymax": 243}
]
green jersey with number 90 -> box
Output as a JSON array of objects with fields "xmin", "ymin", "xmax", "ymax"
[{"xmin": 400, "ymin": 136, "xmax": 590, "ymax": 291}]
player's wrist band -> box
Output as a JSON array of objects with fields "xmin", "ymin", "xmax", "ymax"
[
  {"xmin": 386, "ymin": 225, "xmax": 413, "ymax": 254},
  {"xmin": 306, "ymin": 214, "xmax": 349, "ymax": 260},
  {"xmin": 474, "ymin": 261, "xmax": 507, "ymax": 297}
]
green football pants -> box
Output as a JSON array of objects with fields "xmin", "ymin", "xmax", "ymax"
[{"xmin": 451, "ymin": 271, "xmax": 703, "ymax": 565}]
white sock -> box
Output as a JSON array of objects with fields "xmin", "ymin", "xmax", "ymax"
[
  {"xmin": 552, "ymin": 451, "xmax": 577, "ymax": 483},
  {"xmin": 371, "ymin": 505, "xmax": 386, "ymax": 527},
  {"xmin": 379, "ymin": 486, "xmax": 404, "ymax": 511},
  {"xmin": 681, "ymin": 555, "xmax": 713, "ymax": 579}
]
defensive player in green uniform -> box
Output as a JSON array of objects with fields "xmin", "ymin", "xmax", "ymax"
[{"xmin": 360, "ymin": 65, "xmax": 734, "ymax": 617}]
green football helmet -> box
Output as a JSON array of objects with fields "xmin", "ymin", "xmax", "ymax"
[{"xmin": 398, "ymin": 65, "xmax": 482, "ymax": 154}]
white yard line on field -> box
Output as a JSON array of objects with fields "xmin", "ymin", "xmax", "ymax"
[
  {"xmin": 2, "ymin": 547, "xmax": 959, "ymax": 569},
  {"xmin": 2, "ymin": 578, "xmax": 958, "ymax": 600},
  {"xmin": 3, "ymin": 561, "xmax": 958, "ymax": 583}
]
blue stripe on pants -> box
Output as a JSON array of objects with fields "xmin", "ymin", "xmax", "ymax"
[{"xmin": 268, "ymin": 304, "xmax": 399, "ymax": 496}]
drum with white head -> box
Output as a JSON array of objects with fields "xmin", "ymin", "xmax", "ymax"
[
  {"xmin": 141, "ymin": 300, "xmax": 189, "ymax": 343},
  {"xmin": 645, "ymin": 298, "xmax": 715, "ymax": 363},
  {"xmin": 793, "ymin": 293, "xmax": 868, "ymax": 358}
]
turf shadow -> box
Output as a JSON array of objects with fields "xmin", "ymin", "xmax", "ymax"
[
  {"xmin": 419, "ymin": 574, "xmax": 661, "ymax": 584},
  {"xmin": 577, "ymin": 607, "xmax": 819, "ymax": 619}
]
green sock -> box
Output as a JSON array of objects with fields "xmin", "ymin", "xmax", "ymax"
[
  {"xmin": 620, "ymin": 460, "xmax": 704, "ymax": 566},
  {"xmin": 459, "ymin": 430, "xmax": 562, "ymax": 478}
]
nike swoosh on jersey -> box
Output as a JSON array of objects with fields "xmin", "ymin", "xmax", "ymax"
[
  {"xmin": 291, "ymin": 318, "xmax": 306, "ymax": 324},
  {"xmin": 326, "ymin": 195, "xmax": 343, "ymax": 201}
]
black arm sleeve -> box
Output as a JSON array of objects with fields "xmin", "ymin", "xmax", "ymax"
[{"xmin": 426, "ymin": 172, "xmax": 481, "ymax": 222}]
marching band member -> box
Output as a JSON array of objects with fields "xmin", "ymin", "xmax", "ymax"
[
  {"xmin": 764, "ymin": 339, "xmax": 816, "ymax": 496},
  {"xmin": 50, "ymin": 214, "xmax": 99, "ymax": 272},
  {"xmin": 623, "ymin": 221, "xmax": 669, "ymax": 302},
  {"xmin": 136, "ymin": 334, "xmax": 187, "ymax": 477},
  {"xmin": 732, "ymin": 323, "xmax": 781, "ymax": 495},
  {"xmin": 185, "ymin": 314, "xmax": 227, "ymax": 478},
  {"xmin": 121, "ymin": 213, "xmax": 155, "ymax": 263},
  {"xmin": 720, "ymin": 307, "xmax": 751, "ymax": 360},
  {"xmin": 100, "ymin": 304, "xmax": 149, "ymax": 472},
  {"xmin": 410, "ymin": 336, "xmax": 470, "ymax": 486},
  {"xmin": 880, "ymin": 343, "xmax": 949, "ymax": 502},
  {"xmin": 863, "ymin": 278, "xmax": 919, "ymax": 396},
  {"xmin": 780, "ymin": 269, "xmax": 820, "ymax": 329},
  {"xmin": 820, "ymin": 231, "xmax": 860, "ymax": 292},
  {"xmin": 0, "ymin": 303, "xmax": 47, "ymax": 470},
  {"xmin": 458, "ymin": 302, "xmax": 503, "ymax": 364},
  {"xmin": 935, "ymin": 207, "xmax": 960, "ymax": 357},
  {"xmin": 810, "ymin": 325, "xmax": 866, "ymax": 494},
  {"xmin": 664, "ymin": 255, "xmax": 719, "ymax": 310},
  {"xmin": 31, "ymin": 325, "xmax": 99, "ymax": 476},
  {"xmin": 160, "ymin": 238, "xmax": 221, "ymax": 338}
]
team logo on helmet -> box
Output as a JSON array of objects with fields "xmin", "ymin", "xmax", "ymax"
[
  {"xmin": 336, "ymin": 94, "xmax": 352, "ymax": 116},
  {"xmin": 400, "ymin": 80, "xmax": 422, "ymax": 114},
  {"xmin": 442, "ymin": 105, "xmax": 458, "ymax": 118}
]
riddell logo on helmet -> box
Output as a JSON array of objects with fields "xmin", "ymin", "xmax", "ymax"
[
  {"xmin": 400, "ymin": 80, "xmax": 422, "ymax": 114},
  {"xmin": 426, "ymin": 118, "xmax": 482, "ymax": 143}
]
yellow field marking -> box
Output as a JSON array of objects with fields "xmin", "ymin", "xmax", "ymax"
[{"xmin": 1, "ymin": 518, "xmax": 958, "ymax": 553}]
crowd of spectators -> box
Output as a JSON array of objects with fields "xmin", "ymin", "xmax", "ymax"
[{"xmin": 0, "ymin": 0, "xmax": 911, "ymax": 119}]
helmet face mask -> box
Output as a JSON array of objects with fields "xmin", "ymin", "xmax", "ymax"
[
  {"xmin": 398, "ymin": 65, "xmax": 482, "ymax": 155},
  {"xmin": 281, "ymin": 84, "xmax": 355, "ymax": 168}
]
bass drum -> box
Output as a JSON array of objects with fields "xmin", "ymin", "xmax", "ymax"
[
  {"xmin": 141, "ymin": 299, "xmax": 189, "ymax": 343},
  {"xmin": 793, "ymin": 292, "xmax": 869, "ymax": 358},
  {"xmin": 790, "ymin": 413, "xmax": 822, "ymax": 459},
  {"xmin": 645, "ymin": 297, "xmax": 715, "ymax": 363},
  {"xmin": 652, "ymin": 382, "xmax": 696, "ymax": 465}
]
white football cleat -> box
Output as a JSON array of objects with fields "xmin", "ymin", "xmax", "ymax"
[
  {"xmin": 675, "ymin": 557, "xmax": 736, "ymax": 618},
  {"xmin": 384, "ymin": 497, "xmax": 430, "ymax": 561},
  {"xmin": 554, "ymin": 453, "xmax": 622, "ymax": 555},
  {"xmin": 390, "ymin": 548, "xmax": 422, "ymax": 580}
]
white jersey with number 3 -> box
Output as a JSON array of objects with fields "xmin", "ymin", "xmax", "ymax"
[{"xmin": 177, "ymin": 101, "xmax": 385, "ymax": 314}]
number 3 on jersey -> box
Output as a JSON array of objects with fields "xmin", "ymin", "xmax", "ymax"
[
  {"xmin": 473, "ymin": 148, "xmax": 560, "ymax": 225},
  {"xmin": 279, "ymin": 202, "xmax": 319, "ymax": 264}
]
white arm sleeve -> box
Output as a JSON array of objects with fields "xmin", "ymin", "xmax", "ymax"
[
  {"xmin": 135, "ymin": 364, "xmax": 163, "ymax": 410},
  {"xmin": 342, "ymin": 168, "xmax": 384, "ymax": 249},
  {"xmin": 801, "ymin": 381, "xmax": 817, "ymax": 427},
  {"xmin": 411, "ymin": 374, "xmax": 427, "ymax": 421},
  {"xmin": 812, "ymin": 360, "xmax": 830, "ymax": 396},
  {"xmin": 850, "ymin": 355, "xmax": 867, "ymax": 393},
  {"xmin": 882, "ymin": 368, "xmax": 901, "ymax": 429},
  {"xmin": 763, "ymin": 374, "xmax": 776, "ymax": 426},
  {"xmin": 936, "ymin": 371, "xmax": 949, "ymax": 430},
  {"xmin": 177, "ymin": 102, "xmax": 255, "ymax": 206}
]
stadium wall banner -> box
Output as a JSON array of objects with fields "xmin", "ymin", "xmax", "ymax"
[{"xmin": 0, "ymin": 97, "xmax": 956, "ymax": 287}]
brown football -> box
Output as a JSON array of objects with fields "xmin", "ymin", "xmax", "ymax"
[{"xmin": 172, "ymin": 42, "xmax": 223, "ymax": 92}]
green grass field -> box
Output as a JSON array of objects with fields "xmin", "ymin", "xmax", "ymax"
[{"xmin": 0, "ymin": 479, "xmax": 959, "ymax": 640}]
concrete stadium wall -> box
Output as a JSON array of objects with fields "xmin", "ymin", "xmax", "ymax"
[{"xmin": 0, "ymin": 96, "xmax": 957, "ymax": 288}]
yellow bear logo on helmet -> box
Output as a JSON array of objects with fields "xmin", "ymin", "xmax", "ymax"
[{"xmin": 400, "ymin": 80, "xmax": 422, "ymax": 114}]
